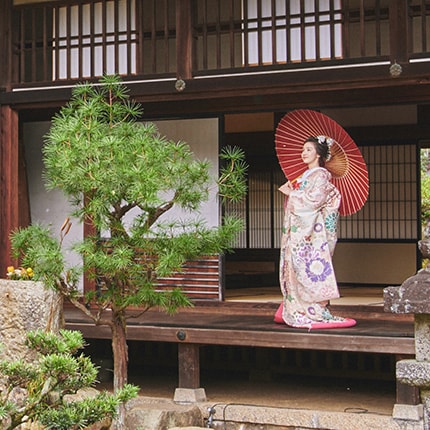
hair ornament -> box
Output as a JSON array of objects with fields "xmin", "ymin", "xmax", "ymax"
[{"xmin": 316, "ymin": 135, "xmax": 333, "ymax": 161}]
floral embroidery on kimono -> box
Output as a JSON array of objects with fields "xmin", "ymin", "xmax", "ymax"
[{"xmin": 279, "ymin": 167, "xmax": 341, "ymax": 328}]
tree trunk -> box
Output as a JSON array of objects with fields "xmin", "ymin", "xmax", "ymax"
[{"xmin": 111, "ymin": 310, "xmax": 128, "ymax": 430}]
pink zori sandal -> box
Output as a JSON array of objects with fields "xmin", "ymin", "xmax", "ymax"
[
  {"xmin": 273, "ymin": 303, "xmax": 356, "ymax": 329},
  {"xmin": 306, "ymin": 318, "xmax": 357, "ymax": 330}
]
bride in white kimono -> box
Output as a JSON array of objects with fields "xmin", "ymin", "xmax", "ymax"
[{"xmin": 276, "ymin": 136, "xmax": 349, "ymax": 329}]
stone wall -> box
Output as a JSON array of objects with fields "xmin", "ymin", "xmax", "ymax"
[{"xmin": 0, "ymin": 279, "xmax": 63, "ymax": 361}]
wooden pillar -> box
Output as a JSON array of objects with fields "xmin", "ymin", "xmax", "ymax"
[
  {"xmin": 176, "ymin": 0, "xmax": 193, "ymax": 80},
  {"xmin": 389, "ymin": 0, "xmax": 409, "ymax": 64},
  {"xmin": 178, "ymin": 343, "xmax": 200, "ymax": 388},
  {"xmin": 0, "ymin": 106, "xmax": 20, "ymax": 271},
  {"xmin": 174, "ymin": 342, "xmax": 206, "ymax": 402}
]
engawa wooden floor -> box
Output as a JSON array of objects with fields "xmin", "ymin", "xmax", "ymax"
[{"xmin": 65, "ymin": 285, "xmax": 415, "ymax": 416}]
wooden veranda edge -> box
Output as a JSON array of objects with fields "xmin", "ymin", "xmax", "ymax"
[{"xmin": 65, "ymin": 322, "xmax": 415, "ymax": 355}]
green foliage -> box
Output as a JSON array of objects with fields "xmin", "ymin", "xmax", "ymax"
[
  {"xmin": 0, "ymin": 330, "xmax": 137, "ymax": 430},
  {"xmin": 12, "ymin": 74, "xmax": 247, "ymax": 311},
  {"xmin": 10, "ymin": 224, "xmax": 79, "ymax": 293},
  {"xmin": 218, "ymin": 146, "xmax": 248, "ymax": 202},
  {"xmin": 422, "ymin": 174, "xmax": 430, "ymax": 223},
  {"xmin": 10, "ymin": 75, "xmax": 247, "ymax": 406},
  {"xmin": 37, "ymin": 386, "xmax": 138, "ymax": 430}
]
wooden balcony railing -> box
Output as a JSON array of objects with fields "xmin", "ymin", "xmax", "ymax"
[{"xmin": 9, "ymin": 0, "xmax": 430, "ymax": 87}]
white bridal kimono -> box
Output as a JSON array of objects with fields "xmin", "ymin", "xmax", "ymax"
[{"xmin": 279, "ymin": 167, "xmax": 342, "ymax": 328}]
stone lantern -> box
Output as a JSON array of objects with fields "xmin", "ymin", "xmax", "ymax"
[{"xmin": 384, "ymin": 239, "xmax": 430, "ymax": 426}]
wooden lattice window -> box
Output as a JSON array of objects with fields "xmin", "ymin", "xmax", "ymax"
[{"xmin": 224, "ymin": 143, "xmax": 419, "ymax": 248}]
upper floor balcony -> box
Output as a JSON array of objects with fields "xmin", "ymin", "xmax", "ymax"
[{"xmin": 2, "ymin": 0, "xmax": 430, "ymax": 105}]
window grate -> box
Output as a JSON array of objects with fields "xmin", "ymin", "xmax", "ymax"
[{"xmin": 224, "ymin": 143, "xmax": 419, "ymax": 248}]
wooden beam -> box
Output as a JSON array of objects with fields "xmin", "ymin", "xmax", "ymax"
[
  {"xmin": 3, "ymin": 61, "xmax": 430, "ymax": 113},
  {"xmin": 0, "ymin": 106, "xmax": 20, "ymax": 271},
  {"xmin": 65, "ymin": 321, "xmax": 415, "ymax": 355}
]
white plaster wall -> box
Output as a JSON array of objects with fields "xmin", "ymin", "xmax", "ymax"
[
  {"xmin": 153, "ymin": 118, "xmax": 220, "ymax": 228},
  {"xmin": 23, "ymin": 121, "xmax": 83, "ymax": 287}
]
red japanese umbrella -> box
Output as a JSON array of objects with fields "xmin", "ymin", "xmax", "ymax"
[{"xmin": 275, "ymin": 109, "xmax": 369, "ymax": 216}]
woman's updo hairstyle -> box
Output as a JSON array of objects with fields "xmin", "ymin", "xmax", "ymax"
[{"xmin": 305, "ymin": 136, "xmax": 332, "ymax": 167}]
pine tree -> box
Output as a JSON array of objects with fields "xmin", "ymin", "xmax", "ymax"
[{"xmin": 11, "ymin": 75, "xmax": 247, "ymax": 429}]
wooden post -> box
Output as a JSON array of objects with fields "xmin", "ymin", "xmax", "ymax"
[
  {"xmin": 176, "ymin": 0, "xmax": 193, "ymax": 80},
  {"xmin": 0, "ymin": 106, "xmax": 20, "ymax": 271},
  {"xmin": 178, "ymin": 343, "xmax": 200, "ymax": 388},
  {"xmin": 389, "ymin": 0, "xmax": 409, "ymax": 64},
  {"xmin": 174, "ymin": 342, "xmax": 207, "ymax": 403}
]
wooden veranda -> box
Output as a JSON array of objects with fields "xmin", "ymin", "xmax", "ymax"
[
  {"xmin": 0, "ymin": 0, "xmax": 428, "ymax": 413},
  {"xmin": 64, "ymin": 295, "xmax": 418, "ymax": 406}
]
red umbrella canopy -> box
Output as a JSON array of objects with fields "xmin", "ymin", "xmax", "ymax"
[{"xmin": 275, "ymin": 109, "xmax": 369, "ymax": 216}]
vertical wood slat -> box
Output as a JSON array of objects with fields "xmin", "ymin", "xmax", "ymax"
[
  {"xmin": 374, "ymin": 0, "xmax": 381, "ymax": 57},
  {"xmin": 421, "ymin": 0, "xmax": 427, "ymax": 52},
  {"xmin": 0, "ymin": 0, "xmax": 13, "ymax": 88},
  {"xmin": 53, "ymin": 4, "xmax": 59, "ymax": 81},
  {"xmin": 31, "ymin": 9, "xmax": 36, "ymax": 82},
  {"xmin": 229, "ymin": 0, "xmax": 235, "ymax": 67},
  {"xmin": 42, "ymin": 6, "xmax": 49, "ymax": 81},
  {"xmin": 8, "ymin": 0, "xmax": 429, "ymax": 85},
  {"xmin": 19, "ymin": 9, "xmax": 25, "ymax": 83},
  {"xmin": 342, "ymin": 0, "xmax": 350, "ymax": 58},
  {"xmin": 315, "ymin": 0, "xmax": 321, "ymax": 60},
  {"xmin": 329, "ymin": 0, "xmax": 336, "ymax": 59},
  {"xmin": 150, "ymin": 0, "xmax": 156, "ymax": 74},
  {"xmin": 299, "ymin": 0, "xmax": 306, "ymax": 61},
  {"xmin": 243, "ymin": 0, "xmax": 249, "ymax": 67},
  {"xmin": 359, "ymin": 0, "xmax": 365, "ymax": 56},
  {"xmin": 0, "ymin": 106, "xmax": 20, "ymax": 272},
  {"xmin": 270, "ymin": 0, "xmax": 276, "ymax": 64},
  {"xmin": 163, "ymin": 0, "xmax": 170, "ymax": 72},
  {"xmin": 126, "ymin": 0, "xmax": 132, "ymax": 74},
  {"xmin": 78, "ymin": 3, "xmax": 83, "ymax": 78},
  {"xmin": 90, "ymin": 1, "xmax": 95, "ymax": 78},
  {"xmin": 114, "ymin": 0, "xmax": 119, "ymax": 73},
  {"xmin": 256, "ymin": 0, "xmax": 262, "ymax": 66},
  {"xmin": 201, "ymin": 0, "xmax": 208, "ymax": 70},
  {"xmin": 101, "ymin": 0, "xmax": 107, "ymax": 76},
  {"xmin": 285, "ymin": 0, "xmax": 291, "ymax": 63},
  {"xmin": 136, "ymin": 0, "xmax": 143, "ymax": 74},
  {"xmin": 66, "ymin": 4, "xmax": 71, "ymax": 80},
  {"xmin": 217, "ymin": 0, "xmax": 222, "ymax": 68}
]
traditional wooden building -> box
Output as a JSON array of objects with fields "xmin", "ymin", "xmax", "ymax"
[
  {"xmin": 1, "ymin": 0, "xmax": 429, "ymax": 415},
  {"xmin": 1, "ymin": 0, "xmax": 429, "ymax": 295}
]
